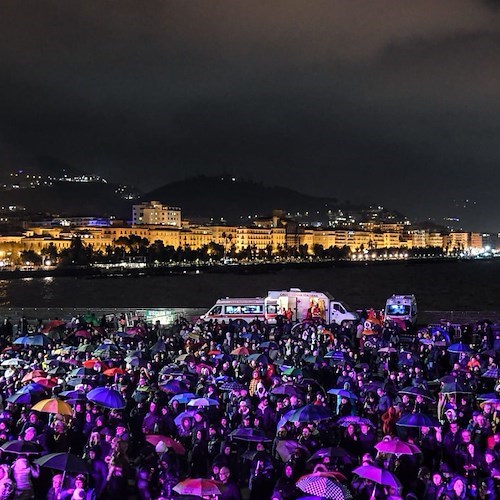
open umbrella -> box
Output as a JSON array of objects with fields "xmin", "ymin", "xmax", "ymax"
[
  {"xmin": 74, "ymin": 329, "xmax": 92, "ymax": 340},
  {"xmin": 396, "ymin": 413, "xmax": 440, "ymax": 428},
  {"xmin": 308, "ymin": 447, "xmax": 354, "ymax": 462},
  {"xmin": 68, "ymin": 367, "xmax": 97, "ymax": 378},
  {"xmin": 230, "ymin": 346, "xmax": 251, "ymax": 356},
  {"xmin": 282, "ymin": 367, "xmax": 305, "ymax": 377},
  {"xmin": 327, "ymin": 388, "xmax": 358, "ymax": 400},
  {"xmin": 43, "ymin": 319, "xmax": 66, "ymax": 333},
  {"xmin": 229, "ymin": 428, "xmax": 272, "ymax": 442},
  {"xmin": 271, "ymin": 384, "xmax": 305, "ymax": 398},
  {"xmin": 93, "ymin": 343, "xmax": 122, "ymax": 359},
  {"xmin": 103, "ymin": 368, "xmax": 127, "ymax": 377},
  {"xmin": 169, "ymin": 393, "xmax": 196, "ymax": 405},
  {"xmin": 174, "ymin": 410, "xmax": 198, "ymax": 427},
  {"xmin": 220, "ymin": 381, "xmax": 246, "ymax": 392},
  {"xmin": 173, "ymin": 478, "xmax": 223, "ymax": 497},
  {"xmin": 187, "ymin": 397, "xmax": 219, "ymax": 408},
  {"xmin": 32, "ymin": 398, "xmax": 73, "ymax": 416},
  {"xmin": 447, "ymin": 343, "xmax": 473, "ymax": 354},
  {"xmin": 21, "ymin": 370, "xmax": 47, "ymax": 383},
  {"xmin": 296, "ymin": 472, "xmax": 352, "ymax": 499},
  {"xmin": 441, "ymin": 381, "xmax": 473, "ymax": 394},
  {"xmin": 31, "ymin": 377, "xmax": 58, "ymax": 389},
  {"xmin": 336, "ymin": 416, "xmax": 375, "ymax": 428},
  {"xmin": 353, "ymin": 465, "xmax": 400, "ymax": 488},
  {"xmin": 35, "ymin": 452, "xmax": 89, "ymax": 473},
  {"xmin": 482, "ymin": 368, "xmax": 500, "ymax": 379},
  {"xmin": 7, "ymin": 384, "xmax": 46, "ymax": 405},
  {"xmin": 284, "ymin": 404, "xmax": 332, "ymax": 423},
  {"xmin": 145, "ymin": 435, "xmax": 185, "ymax": 455},
  {"xmin": 276, "ymin": 440, "xmax": 311, "ymax": 462},
  {"xmin": 247, "ymin": 353, "xmax": 270, "ymax": 364},
  {"xmin": 82, "ymin": 359, "xmax": 107, "ymax": 370},
  {"xmin": 398, "ymin": 386, "xmax": 434, "ymax": 401},
  {"xmin": 0, "ymin": 440, "xmax": 43, "ymax": 455},
  {"xmin": 258, "ymin": 341, "xmax": 278, "ymax": 349},
  {"xmin": 13, "ymin": 335, "xmax": 51, "ymax": 347},
  {"xmin": 87, "ymin": 387, "xmax": 126, "ymax": 409},
  {"xmin": 375, "ymin": 437, "xmax": 421, "ymax": 456},
  {"xmin": 1, "ymin": 358, "xmax": 27, "ymax": 367},
  {"xmin": 160, "ymin": 379, "xmax": 190, "ymax": 395}
]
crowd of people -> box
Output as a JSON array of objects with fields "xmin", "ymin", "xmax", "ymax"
[{"xmin": 0, "ymin": 308, "xmax": 497, "ymax": 499}]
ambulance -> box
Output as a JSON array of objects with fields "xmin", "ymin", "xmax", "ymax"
[
  {"xmin": 384, "ymin": 294, "xmax": 418, "ymax": 325},
  {"xmin": 200, "ymin": 288, "xmax": 358, "ymax": 326}
]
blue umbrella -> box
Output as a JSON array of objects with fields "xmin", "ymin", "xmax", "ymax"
[
  {"xmin": 327, "ymin": 388, "xmax": 358, "ymax": 400},
  {"xmin": 447, "ymin": 342, "xmax": 473, "ymax": 354},
  {"xmin": 13, "ymin": 335, "xmax": 51, "ymax": 347},
  {"xmin": 174, "ymin": 410, "xmax": 198, "ymax": 427},
  {"xmin": 87, "ymin": 387, "xmax": 126, "ymax": 409},
  {"xmin": 285, "ymin": 404, "xmax": 332, "ymax": 423},
  {"xmin": 337, "ymin": 416, "xmax": 375, "ymax": 427},
  {"xmin": 169, "ymin": 393, "xmax": 196, "ymax": 405},
  {"xmin": 6, "ymin": 383, "xmax": 46, "ymax": 405},
  {"xmin": 396, "ymin": 413, "xmax": 440, "ymax": 428},
  {"xmin": 477, "ymin": 392, "xmax": 499, "ymax": 400}
]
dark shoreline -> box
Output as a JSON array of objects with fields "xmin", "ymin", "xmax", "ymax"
[{"xmin": 0, "ymin": 256, "xmax": 467, "ymax": 281}]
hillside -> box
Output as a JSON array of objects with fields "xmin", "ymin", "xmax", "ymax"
[
  {"xmin": 144, "ymin": 176, "xmax": 343, "ymax": 222},
  {"xmin": 1, "ymin": 183, "xmax": 132, "ymax": 218}
]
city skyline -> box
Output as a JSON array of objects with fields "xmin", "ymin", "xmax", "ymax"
[{"xmin": 1, "ymin": 2, "xmax": 499, "ymax": 230}]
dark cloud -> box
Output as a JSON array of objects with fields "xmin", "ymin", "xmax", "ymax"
[{"xmin": 0, "ymin": 1, "xmax": 499, "ymax": 230}]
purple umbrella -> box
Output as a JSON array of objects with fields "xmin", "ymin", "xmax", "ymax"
[{"xmin": 353, "ymin": 465, "xmax": 400, "ymax": 488}]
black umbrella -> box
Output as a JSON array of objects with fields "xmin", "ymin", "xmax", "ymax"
[
  {"xmin": 0, "ymin": 440, "xmax": 43, "ymax": 455},
  {"xmin": 35, "ymin": 452, "xmax": 89, "ymax": 474}
]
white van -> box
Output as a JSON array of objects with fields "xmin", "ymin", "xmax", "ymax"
[{"xmin": 199, "ymin": 297, "xmax": 278, "ymax": 324}]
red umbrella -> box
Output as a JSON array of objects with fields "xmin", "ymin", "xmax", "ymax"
[
  {"xmin": 22, "ymin": 370, "xmax": 47, "ymax": 383},
  {"xmin": 103, "ymin": 368, "xmax": 127, "ymax": 377},
  {"xmin": 231, "ymin": 347, "xmax": 251, "ymax": 356},
  {"xmin": 42, "ymin": 320, "xmax": 66, "ymax": 333},
  {"xmin": 74, "ymin": 330, "xmax": 92, "ymax": 339},
  {"xmin": 32, "ymin": 377, "xmax": 58, "ymax": 388},
  {"xmin": 83, "ymin": 359, "xmax": 108, "ymax": 370}
]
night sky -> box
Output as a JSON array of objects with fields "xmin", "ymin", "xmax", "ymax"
[{"xmin": 1, "ymin": 1, "xmax": 499, "ymax": 230}]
